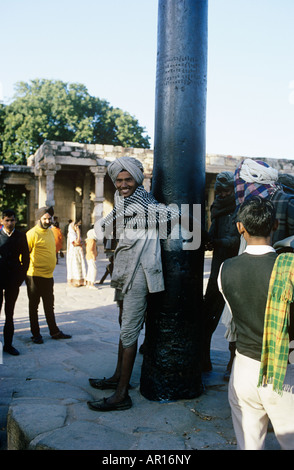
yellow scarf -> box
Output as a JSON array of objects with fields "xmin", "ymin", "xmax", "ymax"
[{"xmin": 258, "ymin": 253, "xmax": 294, "ymax": 394}]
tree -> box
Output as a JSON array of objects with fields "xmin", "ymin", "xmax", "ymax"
[
  {"xmin": 0, "ymin": 185, "xmax": 27, "ymax": 230},
  {"xmin": 0, "ymin": 103, "xmax": 5, "ymax": 156},
  {"xmin": 1, "ymin": 79, "xmax": 150, "ymax": 164}
]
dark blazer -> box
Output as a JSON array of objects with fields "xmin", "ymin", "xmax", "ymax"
[{"xmin": 0, "ymin": 229, "xmax": 30, "ymax": 286}]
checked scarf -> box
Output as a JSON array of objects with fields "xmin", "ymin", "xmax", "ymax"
[
  {"xmin": 258, "ymin": 253, "xmax": 294, "ymax": 394},
  {"xmin": 101, "ymin": 185, "xmax": 181, "ymax": 239},
  {"xmin": 234, "ymin": 160, "xmax": 278, "ymax": 208}
]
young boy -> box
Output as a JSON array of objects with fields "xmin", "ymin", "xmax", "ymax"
[
  {"xmin": 85, "ymin": 227, "xmax": 98, "ymax": 289},
  {"xmin": 218, "ymin": 196, "xmax": 294, "ymax": 450}
]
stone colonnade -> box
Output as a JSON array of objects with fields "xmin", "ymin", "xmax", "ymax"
[
  {"xmin": 27, "ymin": 141, "xmax": 154, "ymax": 237},
  {"xmin": 1, "ymin": 142, "xmax": 294, "ymax": 234}
]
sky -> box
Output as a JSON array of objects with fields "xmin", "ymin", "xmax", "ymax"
[{"xmin": 1, "ymin": 0, "xmax": 294, "ymax": 160}]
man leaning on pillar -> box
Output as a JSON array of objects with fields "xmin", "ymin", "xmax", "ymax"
[{"xmin": 87, "ymin": 156, "xmax": 180, "ymax": 411}]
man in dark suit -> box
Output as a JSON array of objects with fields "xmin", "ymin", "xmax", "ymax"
[{"xmin": 0, "ymin": 209, "xmax": 30, "ymax": 355}]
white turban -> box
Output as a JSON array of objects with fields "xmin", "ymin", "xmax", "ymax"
[
  {"xmin": 86, "ymin": 228, "xmax": 97, "ymax": 240},
  {"xmin": 239, "ymin": 158, "xmax": 278, "ymax": 185},
  {"xmin": 107, "ymin": 156, "xmax": 144, "ymax": 185}
]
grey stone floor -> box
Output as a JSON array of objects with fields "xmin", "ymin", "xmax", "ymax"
[{"xmin": 0, "ymin": 254, "xmax": 280, "ymax": 450}]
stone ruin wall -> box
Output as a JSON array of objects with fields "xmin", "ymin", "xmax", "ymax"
[{"xmin": 1, "ymin": 141, "xmax": 294, "ymax": 238}]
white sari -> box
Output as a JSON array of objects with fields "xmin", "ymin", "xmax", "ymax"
[{"xmin": 66, "ymin": 224, "xmax": 86, "ymax": 287}]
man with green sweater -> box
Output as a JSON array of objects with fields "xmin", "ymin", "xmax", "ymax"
[
  {"xmin": 26, "ymin": 206, "xmax": 71, "ymax": 344},
  {"xmin": 218, "ymin": 197, "xmax": 294, "ymax": 450}
]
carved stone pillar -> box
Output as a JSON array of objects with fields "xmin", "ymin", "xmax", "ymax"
[
  {"xmin": 25, "ymin": 183, "xmax": 36, "ymax": 229},
  {"xmin": 45, "ymin": 169, "xmax": 56, "ymax": 207},
  {"xmin": 90, "ymin": 166, "xmax": 107, "ymax": 228},
  {"xmin": 33, "ymin": 141, "xmax": 60, "ymax": 211},
  {"xmin": 143, "ymin": 174, "xmax": 152, "ymax": 192},
  {"xmin": 37, "ymin": 173, "xmax": 47, "ymax": 208},
  {"xmin": 82, "ymin": 172, "xmax": 92, "ymax": 233},
  {"xmin": 74, "ymin": 176, "xmax": 83, "ymax": 223}
]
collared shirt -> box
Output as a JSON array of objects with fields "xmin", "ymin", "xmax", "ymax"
[
  {"xmin": 243, "ymin": 244, "xmax": 276, "ymax": 255},
  {"xmin": 218, "ymin": 244, "xmax": 276, "ymax": 292},
  {"xmin": 2, "ymin": 228, "xmax": 15, "ymax": 237}
]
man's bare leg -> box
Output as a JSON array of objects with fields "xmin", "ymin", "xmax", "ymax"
[
  {"xmin": 105, "ymin": 340, "xmax": 137, "ymax": 404},
  {"xmin": 105, "ymin": 338, "xmax": 123, "ymax": 382},
  {"xmin": 89, "ymin": 302, "xmax": 137, "ymax": 400},
  {"xmin": 93, "ymin": 302, "xmax": 124, "ymax": 383}
]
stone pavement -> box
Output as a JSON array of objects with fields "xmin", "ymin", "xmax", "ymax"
[{"xmin": 0, "ymin": 254, "xmax": 280, "ymax": 451}]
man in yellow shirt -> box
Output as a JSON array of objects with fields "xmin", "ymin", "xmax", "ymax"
[{"xmin": 26, "ymin": 206, "xmax": 71, "ymax": 344}]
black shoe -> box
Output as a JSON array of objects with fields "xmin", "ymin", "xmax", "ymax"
[
  {"xmin": 87, "ymin": 395, "xmax": 132, "ymax": 412},
  {"xmin": 3, "ymin": 345, "xmax": 20, "ymax": 356},
  {"xmin": 89, "ymin": 377, "xmax": 119, "ymax": 390},
  {"xmin": 51, "ymin": 331, "xmax": 72, "ymax": 340},
  {"xmin": 89, "ymin": 377, "xmax": 133, "ymax": 390},
  {"xmin": 31, "ymin": 335, "xmax": 44, "ymax": 344}
]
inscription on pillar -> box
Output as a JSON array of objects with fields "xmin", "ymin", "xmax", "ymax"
[{"xmin": 157, "ymin": 55, "xmax": 199, "ymax": 88}]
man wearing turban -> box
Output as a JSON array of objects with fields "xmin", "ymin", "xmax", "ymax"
[
  {"xmin": 107, "ymin": 156, "xmax": 145, "ymax": 188},
  {"xmin": 26, "ymin": 206, "xmax": 71, "ymax": 344},
  {"xmin": 234, "ymin": 158, "xmax": 294, "ymax": 245},
  {"xmin": 221, "ymin": 158, "xmax": 294, "ymax": 380},
  {"xmin": 202, "ymin": 172, "xmax": 240, "ymax": 373},
  {"xmin": 88, "ymin": 156, "xmax": 179, "ymax": 411}
]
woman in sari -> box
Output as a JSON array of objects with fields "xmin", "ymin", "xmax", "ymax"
[{"xmin": 66, "ymin": 220, "xmax": 86, "ymax": 287}]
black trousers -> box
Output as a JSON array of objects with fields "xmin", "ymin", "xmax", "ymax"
[
  {"xmin": 0, "ymin": 282, "xmax": 20, "ymax": 347},
  {"xmin": 26, "ymin": 276, "xmax": 59, "ymax": 337}
]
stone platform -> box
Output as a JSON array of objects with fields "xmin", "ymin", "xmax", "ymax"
[{"xmin": 0, "ymin": 255, "xmax": 280, "ymax": 451}]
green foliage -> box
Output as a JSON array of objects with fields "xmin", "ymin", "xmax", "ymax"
[
  {"xmin": 0, "ymin": 103, "xmax": 5, "ymax": 156},
  {"xmin": 0, "ymin": 186, "xmax": 27, "ymax": 230},
  {"xmin": 1, "ymin": 79, "xmax": 150, "ymax": 164}
]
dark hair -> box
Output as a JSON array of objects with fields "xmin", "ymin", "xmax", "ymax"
[
  {"xmin": 2, "ymin": 209, "xmax": 16, "ymax": 219},
  {"xmin": 237, "ymin": 196, "xmax": 276, "ymax": 237}
]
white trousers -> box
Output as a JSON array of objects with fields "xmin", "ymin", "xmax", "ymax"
[
  {"xmin": 86, "ymin": 259, "xmax": 97, "ymax": 284},
  {"xmin": 120, "ymin": 264, "xmax": 148, "ymax": 349},
  {"xmin": 229, "ymin": 350, "xmax": 294, "ymax": 450}
]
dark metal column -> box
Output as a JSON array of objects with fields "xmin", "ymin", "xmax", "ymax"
[{"xmin": 140, "ymin": 0, "xmax": 208, "ymax": 401}]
